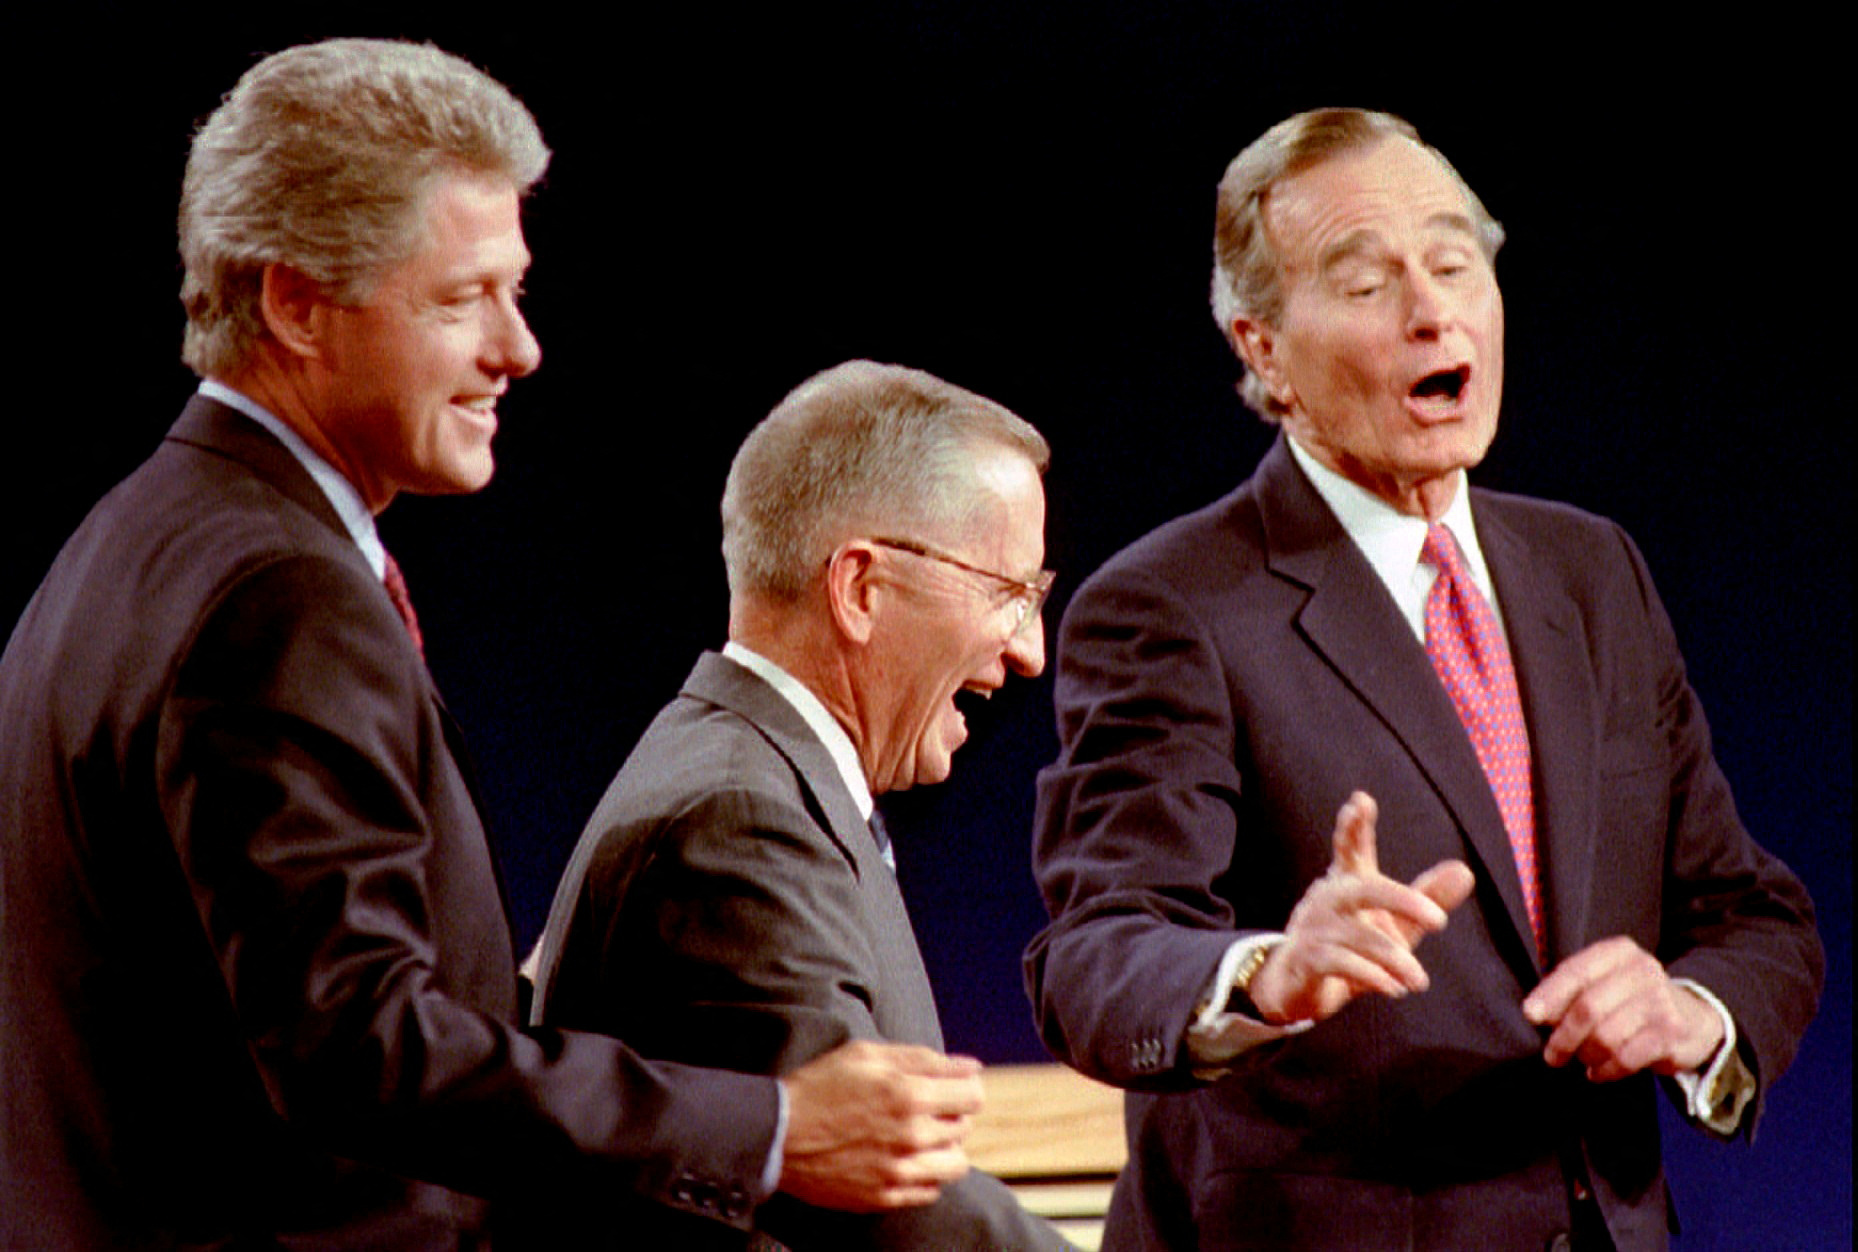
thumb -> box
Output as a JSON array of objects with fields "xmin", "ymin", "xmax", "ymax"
[{"xmin": 1411, "ymin": 860, "xmax": 1476, "ymax": 914}]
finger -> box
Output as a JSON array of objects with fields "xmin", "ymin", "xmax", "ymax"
[
  {"xmin": 1579, "ymin": 1018, "xmax": 1663, "ymax": 1083},
  {"xmin": 873, "ymin": 1145, "xmax": 972, "ymax": 1205},
  {"xmin": 1377, "ymin": 860, "xmax": 1476, "ymax": 945},
  {"xmin": 1410, "ymin": 860, "xmax": 1476, "ymax": 914},
  {"xmin": 1329, "ymin": 791, "xmax": 1379, "ymax": 876},
  {"xmin": 1539, "ymin": 951, "xmax": 1661, "ymax": 1068},
  {"xmin": 1523, "ymin": 936, "xmax": 1640, "ymax": 1026},
  {"xmin": 886, "ymin": 1044, "xmax": 984, "ymax": 1078},
  {"xmin": 1299, "ymin": 926, "xmax": 1432, "ymax": 996},
  {"xmin": 1574, "ymin": 975, "xmax": 1715, "ymax": 1081},
  {"xmin": 1325, "ymin": 946, "xmax": 1424, "ymax": 998},
  {"xmin": 902, "ymin": 1072, "xmax": 985, "ymax": 1120},
  {"xmin": 1327, "ymin": 874, "xmax": 1454, "ymax": 936}
]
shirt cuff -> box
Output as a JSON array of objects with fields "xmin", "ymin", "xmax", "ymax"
[
  {"xmin": 1668, "ymin": 978, "xmax": 1756, "ymax": 1136},
  {"xmin": 1185, "ymin": 933, "xmax": 1309, "ymax": 1075},
  {"xmin": 762, "ymin": 1079, "xmax": 789, "ymax": 1195}
]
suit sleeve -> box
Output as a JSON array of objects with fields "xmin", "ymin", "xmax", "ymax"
[
  {"xmin": 565, "ymin": 779, "xmax": 1072, "ymax": 1249},
  {"xmin": 1024, "ymin": 562, "xmax": 1268, "ymax": 1091},
  {"xmin": 1604, "ymin": 523, "xmax": 1824, "ymax": 1130},
  {"xmin": 155, "ymin": 553, "xmax": 778, "ymax": 1224}
]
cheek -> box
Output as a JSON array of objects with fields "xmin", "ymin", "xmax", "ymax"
[{"xmin": 1295, "ymin": 326, "xmax": 1386, "ymax": 407}]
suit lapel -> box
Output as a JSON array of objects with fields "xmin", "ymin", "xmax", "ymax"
[
  {"xmin": 684, "ymin": 654, "xmax": 882, "ymax": 873},
  {"xmin": 685, "ymin": 653, "xmax": 945, "ymax": 1046},
  {"xmin": 168, "ymin": 395, "xmax": 353, "ymax": 541},
  {"xmin": 1476, "ymin": 500, "xmax": 1597, "ymax": 966},
  {"xmin": 1254, "ymin": 440, "xmax": 1542, "ymax": 974},
  {"xmin": 172, "ymin": 396, "xmax": 454, "ymax": 705}
]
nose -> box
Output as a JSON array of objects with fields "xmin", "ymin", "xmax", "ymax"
[
  {"xmin": 487, "ymin": 293, "xmax": 542, "ymax": 377},
  {"xmin": 1004, "ymin": 608, "xmax": 1046, "ymax": 678},
  {"xmin": 1405, "ymin": 270, "xmax": 1450, "ymax": 340}
]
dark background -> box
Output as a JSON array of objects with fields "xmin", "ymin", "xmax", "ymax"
[{"xmin": 10, "ymin": 5, "xmax": 1848, "ymax": 1248}]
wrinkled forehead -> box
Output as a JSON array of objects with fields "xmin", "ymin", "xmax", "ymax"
[{"xmin": 1267, "ymin": 136, "xmax": 1478, "ymax": 270}]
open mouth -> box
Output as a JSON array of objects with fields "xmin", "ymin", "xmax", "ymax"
[
  {"xmin": 953, "ymin": 685, "xmax": 992, "ymax": 716},
  {"xmin": 451, "ymin": 396, "xmax": 499, "ymax": 427},
  {"xmin": 950, "ymin": 684, "xmax": 999, "ymax": 734},
  {"xmin": 1409, "ymin": 365, "xmax": 1470, "ymax": 404}
]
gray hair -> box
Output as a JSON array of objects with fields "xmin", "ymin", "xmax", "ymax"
[
  {"xmin": 179, "ymin": 38, "xmax": 550, "ymax": 377},
  {"xmin": 722, "ymin": 360, "xmax": 1050, "ymax": 600},
  {"xmin": 1210, "ymin": 107, "xmax": 1505, "ymax": 420}
]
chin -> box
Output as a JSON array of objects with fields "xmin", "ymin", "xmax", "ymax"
[{"xmin": 910, "ymin": 751, "xmax": 956, "ymax": 789}]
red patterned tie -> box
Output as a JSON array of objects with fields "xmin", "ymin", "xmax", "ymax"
[
  {"xmin": 1421, "ymin": 523, "xmax": 1543, "ymax": 958},
  {"xmin": 381, "ymin": 551, "xmax": 425, "ymax": 659}
]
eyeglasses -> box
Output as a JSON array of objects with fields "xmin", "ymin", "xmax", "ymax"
[{"xmin": 870, "ymin": 537, "xmax": 1055, "ymax": 638}]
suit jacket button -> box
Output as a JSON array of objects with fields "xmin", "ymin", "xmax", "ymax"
[{"xmin": 1545, "ymin": 1234, "xmax": 1573, "ymax": 1252}]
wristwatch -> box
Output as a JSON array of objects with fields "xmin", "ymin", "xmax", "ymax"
[{"xmin": 1225, "ymin": 939, "xmax": 1278, "ymax": 1020}]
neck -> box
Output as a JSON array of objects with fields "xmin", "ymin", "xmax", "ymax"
[
  {"xmin": 730, "ymin": 597, "xmax": 860, "ymax": 744},
  {"xmin": 215, "ymin": 353, "xmax": 390, "ymax": 514}
]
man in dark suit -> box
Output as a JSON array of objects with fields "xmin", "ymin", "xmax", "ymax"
[
  {"xmin": 0, "ymin": 41, "xmax": 987, "ymax": 1250},
  {"xmin": 1023, "ymin": 109, "xmax": 1823, "ymax": 1251},
  {"xmin": 529, "ymin": 361, "xmax": 1072, "ymax": 1250}
]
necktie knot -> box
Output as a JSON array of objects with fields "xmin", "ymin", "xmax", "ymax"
[{"xmin": 1420, "ymin": 522, "xmax": 1466, "ymax": 580}]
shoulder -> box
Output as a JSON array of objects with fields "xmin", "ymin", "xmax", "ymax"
[
  {"xmin": 14, "ymin": 434, "xmax": 400, "ymax": 723},
  {"xmin": 1092, "ymin": 482, "xmax": 1268, "ymax": 595},
  {"xmin": 1472, "ymin": 487, "xmax": 1656, "ymax": 604},
  {"xmin": 578, "ymin": 695, "xmax": 845, "ymax": 877}
]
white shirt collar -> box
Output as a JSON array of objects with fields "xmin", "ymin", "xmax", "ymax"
[
  {"xmin": 720, "ymin": 641, "xmax": 875, "ymax": 822},
  {"xmin": 197, "ymin": 380, "xmax": 387, "ymax": 579},
  {"xmin": 1285, "ymin": 434, "xmax": 1502, "ymax": 641}
]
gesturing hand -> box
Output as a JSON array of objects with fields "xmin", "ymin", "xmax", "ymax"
[
  {"xmin": 1522, "ymin": 936, "xmax": 1724, "ymax": 1082},
  {"xmin": 1249, "ymin": 792, "xmax": 1476, "ymax": 1024},
  {"xmin": 777, "ymin": 1040, "xmax": 984, "ymax": 1211}
]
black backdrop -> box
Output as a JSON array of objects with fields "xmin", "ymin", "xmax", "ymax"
[{"xmin": 9, "ymin": 5, "xmax": 1849, "ymax": 1247}]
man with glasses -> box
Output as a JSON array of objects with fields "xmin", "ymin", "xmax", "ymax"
[
  {"xmin": 1, "ymin": 43, "xmax": 991, "ymax": 1252},
  {"xmin": 526, "ymin": 360, "xmax": 1069, "ymax": 1250}
]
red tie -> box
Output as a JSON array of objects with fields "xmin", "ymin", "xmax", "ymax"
[
  {"xmin": 381, "ymin": 551, "xmax": 425, "ymax": 659},
  {"xmin": 1421, "ymin": 523, "xmax": 1543, "ymax": 958}
]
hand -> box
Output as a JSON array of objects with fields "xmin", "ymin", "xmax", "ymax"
[
  {"xmin": 1249, "ymin": 792, "xmax": 1475, "ymax": 1024},
  {"xmin": 777, "ymin": 1040, "xmax": 984, "ymax": 1211},
  {"xmin": 1522, "ymin": 936, "xmax": 1724, "ymax": 1082}
]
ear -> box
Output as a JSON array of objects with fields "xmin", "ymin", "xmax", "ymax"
[
  {"xmin": 823, "ymin": 542, "xmax": 881, "ymax": 645},
  {"xmin": 1231, "ymin": 315, "xmax": 1297, "ymax": 411},
  {"xmin": 258, "ymin": 263, "xmax": 334, "ymax": 361}
]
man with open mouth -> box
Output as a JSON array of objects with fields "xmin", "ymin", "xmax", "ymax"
[{"xmin": 1024, "ymin": 107, "xmax": 1822, "ymax": 1251}]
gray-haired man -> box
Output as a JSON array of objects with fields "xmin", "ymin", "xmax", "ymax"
[
  {"xmin": 531, "ymin": 360, "xmax": 1073, "ymax": 1250},
  {"xmin": 0, "ymin": 43, "xmax": 981, "ymax": 1250}
]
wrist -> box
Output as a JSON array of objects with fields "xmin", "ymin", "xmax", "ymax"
[
  {"xmin": 1227, "ymin": 939, "xmax": 1282, "ymax": 1022},
  {"xmin": 1673, "ymin": 984, "xmax": 1727, "ymax": 1071}
]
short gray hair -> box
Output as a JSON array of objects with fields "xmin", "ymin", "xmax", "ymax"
[
  {"xmin": 1210, "ymin": 107, "xmax": 1505, "ymax": 420},
  {"xmin": 722, "ymin": 360, "xmax": 1050, "ymax": 600},
  {"xmin": 179, "ymin": 38, "xmax": 550, "ymax": 377}
]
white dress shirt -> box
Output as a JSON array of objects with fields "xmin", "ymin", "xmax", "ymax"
[{"xmin": 1188, "ymin": 438, "xmax": 1747, "ymax": 1132}]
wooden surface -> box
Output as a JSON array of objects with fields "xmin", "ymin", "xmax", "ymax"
[
  {"xmin": 970, "ymin": 1063, "xmax": 1126, "ymax": 1249},
  {"xmin": 970, "ymin": 1062, "xmax": 1127, "ymax": 1177}
]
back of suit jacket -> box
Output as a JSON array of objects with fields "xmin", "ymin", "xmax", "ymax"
[
  {"xmin": 1, "ymin": 400, "xmax": 776, "ymax": 1249},
  {"xmin": 535, "ymin": 653, "xmax": 1067, "ymax": 1251}
]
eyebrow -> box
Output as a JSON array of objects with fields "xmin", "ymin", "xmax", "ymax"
[{"xmin": 1318, "ymin": 212, "xmax": 1481, "ymax": 274}]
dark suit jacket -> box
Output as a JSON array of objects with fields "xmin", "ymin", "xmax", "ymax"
[
  {"xmin": 0, "ymin": 398, "xmax": 778, "ymax": 1250},
  {"xmin": 1024, "ymin": 436, "xmax": 1822, "ymax": 1252},
  {"xmin": 531, "ymin": 652, "xmax": 1069, "ymax": 1250}
]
